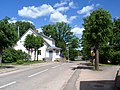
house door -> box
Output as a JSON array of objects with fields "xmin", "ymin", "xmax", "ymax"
[{"xmin": 49, "ymin": 51, "xmax": 53, "ymax": 60}]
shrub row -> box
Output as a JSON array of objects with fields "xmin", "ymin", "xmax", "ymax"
[{"xmin": 2, "ymin": 49, "xmax": 30, "ymax": 63}]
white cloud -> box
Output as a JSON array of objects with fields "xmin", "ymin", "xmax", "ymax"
[
  {"xmin": 69, "ymin": 16, "xmax": 77, "ymax": 23},
  {"xmin": 8, "ymin": 17, "xmax": 34, "ymax": 24},
  {"xmin": 77, "ymin": 4, "xmax": 94, "ymax": 16},
  {"xmin": 71, "ymin": 27, "xmax": 84, "ymax": 34},
  {"xmin": 50, "ymin": 11, "xmax": 68, "ymax": 23},
  {"xmin": 8, "ymin": 17, "xmax": 17, "ymax": 23},
  {"xmin": 96, "ymin": 4, "xmax": 100, "ymax": 7},
  {"xmin": 21, "ymin": 20, "xmax": 34, "ymax": 24},
  {"xmin": 37, "ymin": 28, "xmax": 42, "ymax": 32},
  {"xmin": 69, "ymin": 1, "xmax": 76, "ymax": 8},
  {"xmin": 56, "ymin": 6, "xmax": 69, "ymax": 12},
  {"xmin": 18, "ymin": 1, "xmax": 78, "ymax": 23},
  {"xmin": 54, "ymin": 1, "xmax": 67, "ymax": 8},
  {"xmin": 18, "ymin": 4, "xmax": 55, "ymax": 18}
]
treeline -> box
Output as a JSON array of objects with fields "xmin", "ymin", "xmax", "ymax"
[
  {"xmin": 0, "ymin": 17, "xmax": 35, "ymax": 63},
  {"xmin": 0, "ymin": 17, "xmax": 81, "ymax": 63}
]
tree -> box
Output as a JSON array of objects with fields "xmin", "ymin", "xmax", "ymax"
[
  {"xmin": 15, "ymin": 21, "xmax": 35, "ymax": 37},
  {"xmin": 33, "ymin": 36, "xmax": 44, "ymax": 60},
  {"xmin": 113, "ymin": 18, "xmax": 120, "ymax": 51},
  {"xmin": 24, "ymin": 34, "xmax": 44, "ymax": 60},
  {"xmin": 41, "ymin": 22, "xmax": 80, "ymax": 59},
  {"xmin": 82, "ymin": 8, "xmax": 112, "ymax": 70},
  {"xmin": 0, "ymin": 17, "xmax": 18, "ymax": 62},
  {"xmin": 108, "ymin": 18, "xmax": 120, "ymax": 64},
  {"xmin": 24, "ymin": 34, "xmax": 35, "ymax": 55}
]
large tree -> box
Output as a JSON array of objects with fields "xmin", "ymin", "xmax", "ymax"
[
  {"xmin": 15, "ymin": 21, "xmax": 35, "ymax": 37},
  {"xmin": 0, "ymin": 17, "xmax": 18, "ymax": 62},
  {"xmin": 82, "ymin": 8, "xmax": 112, "ymax": 70},
  {"xmin": 24, "ymin": 34, "xmax": 44, "ymax": 60},
  {"xmin": 41, "ymin": 22, "xmax": 80, "ymax": 59}
]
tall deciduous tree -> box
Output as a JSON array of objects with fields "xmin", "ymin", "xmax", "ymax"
[
  {"xmin": 41, "ymin": 22, "xmax": 80, "ymax": 59},
  {"xmin": 82, "ymin": 8, "xmax": 112, "ymax": 70},
  {"xmin": 15, "ymin": 21, "xmax": 35, "ymax": 37},
  {"xmin": 0, "ymin": 17, "xmax": 18, "ymax": 62}
]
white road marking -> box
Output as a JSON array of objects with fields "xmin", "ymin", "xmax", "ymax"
[
  {"xmin": 51, "ymin": 65, "xmax": 60, "ymax": 68},
  {"xmin": 28, "ymin": 69, "xmax": 48, "ymax": 77},
  {"xmin": 0, "ymin": 81, "xmax": 16, "ymax": 89}
]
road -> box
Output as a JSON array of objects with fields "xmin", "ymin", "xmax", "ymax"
[{"xmin": 0, "ymin": 62, "xmax": 80, "ymax": 90}]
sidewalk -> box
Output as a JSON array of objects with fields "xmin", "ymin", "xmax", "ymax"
[{"xmin": 76, "ymin": 63, "xmax": 120, "ymax": 90}]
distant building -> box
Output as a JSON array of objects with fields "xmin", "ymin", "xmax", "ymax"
[{"xmin": 14, "ymin": 28, "xmax": 61, "ymax": 61}]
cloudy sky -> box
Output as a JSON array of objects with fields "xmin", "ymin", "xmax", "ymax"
[{"xmin": 0, "ymin": 0, "xmax": 119, "ymax": 38}]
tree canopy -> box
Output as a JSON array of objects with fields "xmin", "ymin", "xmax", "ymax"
[
  {"xmin": 41, "ymin": 22, "xmax": 80, "ymax": 59},
  {"xmin": 15, "ymin": 21, "xmax": 35, "ymax": 37},
  {"xmin": 24, "ymin": 34, "xmax": 44, "ymax": 60},
  {"xmin": 0, "ymin": 17, "xmax": 18, "ymax": 54},
  {"xmin": 82, "ymin": 8, "xmax": 113, "ymax": 70}
]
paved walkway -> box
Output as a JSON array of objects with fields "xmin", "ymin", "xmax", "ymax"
[{"xmin": 76, "ymin": 62, "xmax": 120, "ymax": 90}]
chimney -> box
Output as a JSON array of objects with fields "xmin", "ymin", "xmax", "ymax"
[{"xmin": 33, "ymin": 30, "xmax": 38, "ymax": 33}]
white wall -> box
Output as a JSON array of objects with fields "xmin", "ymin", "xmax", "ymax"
[
  {"xmin": 42, "ymin": 37, "xmax": 55, "ymax": 47},
  {"xmin": 14, "ymin": 29, "xmax": 60, "ymax": 61},
  {"xmin": 14, "ymin": 29, "xmax": 37, "ymax": 60}
]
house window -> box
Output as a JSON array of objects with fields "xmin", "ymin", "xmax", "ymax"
[
  {"xmin": 38, "ymin": 50, "xmax": 41, "ymax": 55},
  {"xmin": 56, "ymin": 50, "xmax": 59, "ymax": 55}
]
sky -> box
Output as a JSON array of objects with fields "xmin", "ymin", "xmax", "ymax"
[{"xmin": 0, "ymin": 0, "xmax": 119, "ymax": 38}]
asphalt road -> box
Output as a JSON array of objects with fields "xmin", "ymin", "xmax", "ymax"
[{"xmin": 0, "ymin": 62, "xmax": 80, "ymax": 90}]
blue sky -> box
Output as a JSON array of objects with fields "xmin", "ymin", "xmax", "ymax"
[{"xmin": 0, "ymin": 0, "xmax": 119, "ymax": 38}]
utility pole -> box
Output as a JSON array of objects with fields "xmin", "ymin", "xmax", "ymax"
[
  {"xmin": 66, "ymin": 42, "xmax": 71, "ymax": 62},
  {"xmin": 18, "ymin": 26, "xmax": 20, "ymax": 38}
]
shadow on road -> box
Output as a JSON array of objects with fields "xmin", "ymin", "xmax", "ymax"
[
  {"xmin": 72, "ymin": 62, "xmax": 94, "ymax": 70},
  {"xmin": 80, "ymin": 80, "xmax": 114, "ymax": 90},
  {"xmin": 0, "ymin": 65, "xmax": 15, "ymax": 69}
]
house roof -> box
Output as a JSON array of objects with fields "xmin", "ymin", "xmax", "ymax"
[
  {"xmin": 38, "ymin": 32, "xmax": 55, "ymax": 41},
  {"xmin": 16, "ymin": 28, "xmax": 61, "ymax": 50},
  {"xmin": 18, "ymin": 28, "xmax": 55, "ymax": 42},
  {"xmin": 47, "ymin": 46, "xmax": 61, "ymax": 50}
]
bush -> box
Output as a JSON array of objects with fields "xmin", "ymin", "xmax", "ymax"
[
  {"xmin": 110, "ymin": 51, "xmax": 120, "ymax": 64},
  {"xmin": 16, "ymin": 60, "xmax": 24, "ymax": 64},
  {"xmin": 2, "ymin": 48, "xmax": 31, "ymax": 63}
]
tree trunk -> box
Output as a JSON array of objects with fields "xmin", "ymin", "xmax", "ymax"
[
  {"xmin": 0, "ymin": 48, "xmax": 3, "ymax": 64},
  {"xmin": 95, "ymin": 46, "xmax": 99, "ymax": 70},
  {"xmin": 34, "ymin": 50, "xmax": 36, "ymax": 61},
  {"xmin": 36, "ymin": 50, "xmax": 38, "ymax": 61}
]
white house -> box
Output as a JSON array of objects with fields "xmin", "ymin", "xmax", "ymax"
[{"xmin": 14, "ymin": 28, "xmax": 61, "ymax": 61}]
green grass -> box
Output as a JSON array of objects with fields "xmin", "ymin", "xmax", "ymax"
[{"xmin": 100, "ymin": 63, "xmax": 120, "ymax": 66}]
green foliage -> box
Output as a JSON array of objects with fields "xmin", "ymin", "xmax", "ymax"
[
  {"xmin": 24, "ymin": 34, "xmax": 35, "ymax": 50},
  {"xmin": 16, "ymin": 60, "xmax": 24, "ymax": 65},
  {"xmin": 0, "ymin": 17, "xmax": 18, "ymax": 54},
  {"xmin": 24, "ymin": 34, "xmax": 44, "ymax": 60},
  {"xmin": 41, "ymin": 22, "xmax": 80, "ymax": 59},
  {"xmin": 33, "ymin": 36, "xmax": 44, "ymax": 50},
  {"xmin": 110, "ymin": 51, "xmax": 120, "ymax": 64},
  {"xmin": 82, "ymin": 9, "xmax": 120, "ymax": 65},
  {"xmin": 2, "ymin": 49, "xmax": 30, "ymax": 63},
  {"xmin": 112, "ymin": 18, "xmax": 120, "ymax": 51},
  {"xmin": 83, "ymin": 8, "xmax": 112, "ymax": 46},
  {"xmin": 15, "ymin": 21, "xmax": 35, "ymax": 37},
  {"xmin": 82, "ymin": 8, "xmax": 113, "ymax": 69}
]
